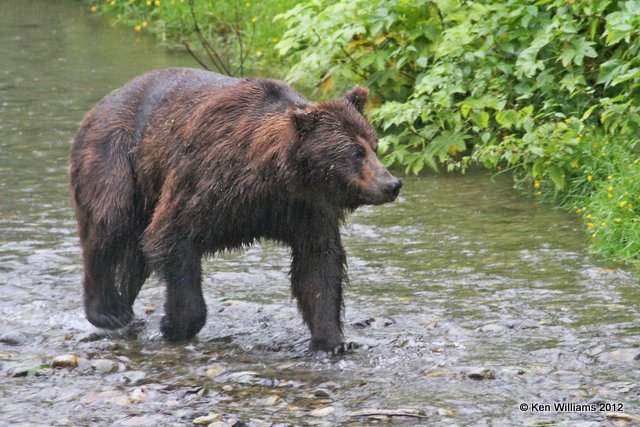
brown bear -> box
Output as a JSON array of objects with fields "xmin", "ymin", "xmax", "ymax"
[{"xmin": 69, "ymin": 67, "xmax": 401, "ymax": 352}]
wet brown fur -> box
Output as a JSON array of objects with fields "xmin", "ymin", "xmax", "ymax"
[{"xmin": 69, "ymin": 67, "xmax": 401, "ymax": 351}]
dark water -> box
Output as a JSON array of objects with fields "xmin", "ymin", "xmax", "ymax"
[{"xmin": 1, "ymin": 1, "xmax": 639, "ymax": 426}]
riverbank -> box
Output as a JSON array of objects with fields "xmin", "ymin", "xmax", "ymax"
[{"xmin": 82, "ymin": 0, "xmax": 639, "ymax": 270}]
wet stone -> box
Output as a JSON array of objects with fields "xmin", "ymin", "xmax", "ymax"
[
  {"xmin": 123, "ymin": 370, "xmax": 146, "ymax": 385},
  {"xmin": 8, "ymin": 366, "xmax": 32, "ymax": 377},
  {"xmin": 467, "ymin": 367, "xmax": 495, "ymax": 380},
  {"xmin": 75, "ymin": 331, "xmax": 109, "ymax": 343},
  {"xmin": 193, "ymin": 413, "xmax": 221, "ymax": 425},
  {"xmin": 310, "ymin": 406, "xmax": 335, "ymax": 417},
  {"xmin": 313, "ymin": 388, "xmax": 332, "ymax": 398},
  {"xmin": 206, "ymin": 364, "xmax": 228, "ymax": 378},
  {"xmin": 256, "ymin": 395, "xmax": 280, "ymax": 406},
  {"xmin": 91, "ymin": 359, "xmax": 118, "ymax": 374},
  {"xmin": 601, "ymin": 349, "xmax": 640, "ymax": 362},
  {"xmin": 117, "ymin": 415, "xmax": 166, "ymax": 426},
  {"xmin": 51, "ymin": 354, "xmax": 80, "ymax": 369},
  {"xmin": 316, "ymin": 381, "xmax": 341, "ymax": 390},
  {"xmin": 476, "ymin": 323, "xmax": 508, "ymax": 333},
  {"xmin": 0, "ymin": 331, "xmax": 27, "ymax": 346}
]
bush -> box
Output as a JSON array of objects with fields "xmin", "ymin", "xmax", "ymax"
[{"xmin": 276, "ymin": 0, "xmax": 640, "ymax": 266}]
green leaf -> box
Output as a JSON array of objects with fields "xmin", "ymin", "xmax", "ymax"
[
  {"xmin": 471, "ymin": 111, "xmax": 490, "ymax": 128},
  {"xmin": 580, "ymin": 104, "xmax": 598, "ymax": 121},
  {"xmin": 547, "ymin": 165, "xmax": 565, "ymax": 190}
]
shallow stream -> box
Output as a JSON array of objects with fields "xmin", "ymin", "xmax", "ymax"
[{"xmin": 1, "ymin": 1, "xmax": 639, "ymax": 425}]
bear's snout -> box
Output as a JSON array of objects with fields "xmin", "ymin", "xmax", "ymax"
[{"xmin": 384, "ymin": 178, "xmax": 402, "ymax": 202}]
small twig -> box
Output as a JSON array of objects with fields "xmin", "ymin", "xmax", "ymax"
[
  {"xmin": 187, "ymin": 0, "xmax": 232, "ymax": 75},
  {"xmin": 347, "ymin": 409, "xmax": 428, "ymax": 419},
  {"xmin": 232, "ymin": 0, "xmax": 244, "ymax": 77},
  {"xmin": 183, "ymin": 41, "xmax": 210, "ymax": 70}
]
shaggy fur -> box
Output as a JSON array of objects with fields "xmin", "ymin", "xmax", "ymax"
[{"xmin": 69, "ymin": 67, "xmax": 401, "ymax": 351}]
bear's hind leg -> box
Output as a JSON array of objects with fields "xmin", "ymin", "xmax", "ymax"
[
  {"xmin": 82, "ymin": 231, "xmax": 134, "ymax": 329},
  {"xmin": 118, "ymin": 243, "xmax": 151, "ymax": 308}
]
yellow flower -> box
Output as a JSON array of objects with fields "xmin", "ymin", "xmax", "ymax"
[
  {"xmin": 155, "ymin": 0, "xmax": 160, "ymax": 6},
  {"xmin": 587, "ymin": 223, "xmax": 594, "ymax": 229},
  {"xmin": 600, "ymin": 221, "xmax": 607, "ymax": 227},
  {"xmin": 607, "ymin": 193, "xmax": 613, "ymax": 198},
  {"xmin": 614, "ymin": 218, "xmax": 622, "ymax": 223},
  {"xmin": 607, "ymin": 185, "xmax": 613, "ymax": 192},
  {"xmin": 134, "ymin": 24, "xmax": 142, "ymax": 32},
  {"xmin": 564, "ymin": 118, "xmax": 571, "ymax": 123},
  {"xmin": 620, "ymin": 201, "xmax": 627, "ymax": 208},
  {"xmin": 592, "ymin": 233, "xmax": 597, "ymax": 238},
  {"xmin": 142, "ymin": 21, "xmax": 148, "ymax": 28},
  {"xmin": 627, "ymin": 204, "xmax": 633, "ymax": 209},
  {"xmin": 255, "ymin": 50, "xmax": 263, "ymax": 57},
  {"xmin": 534, "ymin": 180, "xmax": 540, "ymax": 189},
  {"xmin": 110, "ymin": 0, "xmax": 116, "ymax": 5},
  {"xmin": 607, "ymin": 175, "xmax": 612, "ymax": 180},
  {"xmin": 585, "ymin": 214, "xmax": 592, "ymax": 219},
  {"xmin": 90, "ymin": 5, "xmax": 97, "ymax": 12},
  {"xmin": 251, "ymin": 16, "xmax": 257, "ymax": 24},
  {"xmin": 272, "ymin": 37, "xmax": 279, "ymax": 43},
  {"xmin": 575, "ymin": 135, "xmax": 582, "ymax": 142},
  {"xmin": 146, "ymin": 0, "xmax": 151, "ymax": 5},
  {"xmin": 587, "ymin": 175, "xmax": 593, "ymax": 182}
]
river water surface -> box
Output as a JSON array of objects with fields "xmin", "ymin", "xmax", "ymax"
[{"xmin": 1, "ymin": 1, "xmax": 639, "ymax": 426}]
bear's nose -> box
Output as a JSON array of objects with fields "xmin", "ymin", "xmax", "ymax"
[{"xmin": 385, "ymin": 178, "xmax": 402, "ymax": 200}]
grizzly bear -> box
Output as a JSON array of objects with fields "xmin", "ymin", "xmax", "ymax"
[{"xmin": 69, "ymin": 67, "xmax": 401, "ymax": 352}]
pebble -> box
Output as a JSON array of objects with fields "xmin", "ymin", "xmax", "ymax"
[
  {"xmin": 313, "ymin": 388, "xmax": 332, "ymax": 398},
  {"xmin": 467, "ymin": 367, "xmax": 495, "ymax": 380},
  {"xmin": 130, "ymin": 388, "xmax": 148, "ymax": 403},
  {"xmin": 256, "ymin": 395, "xmax": 280, "ymax": 406},
  {"xmin": 310, "ymin": 406, "xmax": 335, "ymax": 417},
  {"xmin": 0, "ymin": 331, "xmax": 27, "ymax": 346},
  {"xmin": 316, "ymin": 381, "xmax": 341, "ymax": 390},
  {"xmin": 193, "ymin": 413, "xmax": 221, "ymax": 425},
  {"xmin": 8, "ymin": 366, "xmax": 32, "ymax": 377},
  {"xmin": 206, "ymin": 364, "xmax": 228, "ymax": 378},
  {"xmin": 118, "ymin": 415, "xmax": 165, "ymax": 426},
  {"xmin": 123, "ymin": 370, "xmax": 146, "ymax": 385},
  {"xmin": 602, "ymin": 349, "xmax": 640, "ymax": 362},
  {"xmin": 51, "ymin": 354, "xmax": 80, "ymax": 369},
  {"xmin": 476, "ymin": 323, "xmax": 507, "ymax": 333},
  {"xmin": 91, "ymin": 359, "xmax": 118, "ymax": 374},
  {"xmin": 438, "ymin": 407, "xmax": 456, "ymax": 416}
]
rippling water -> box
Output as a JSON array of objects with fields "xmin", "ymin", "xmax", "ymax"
[{"xmin": 1, "ymin": 1, "xmax": 639, "ymax": 425}]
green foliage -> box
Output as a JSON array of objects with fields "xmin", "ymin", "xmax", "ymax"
[
  {"xmin": 84, "ymin": 0, "xmax": 296, "ymax": 75},
  {"xmin": 276, "ymin": 0, "xmax": 640, "ymax": 266}
]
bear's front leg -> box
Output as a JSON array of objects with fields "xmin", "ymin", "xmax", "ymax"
[
  {"xmin": 155, "ymin": 244, "xmax": 207, "ymax": 342},
  {"xmin": 291, "ymin": 236, "xmax": 348, "ymax": 352}
]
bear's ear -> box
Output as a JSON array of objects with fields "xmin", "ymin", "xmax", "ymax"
[
  {"xmin": 291, "ymin": 107, "xmax": 318, "ymax": 134},
  {"xmin": 342, "ymin": 86, "xmax": 369, "ymax": 113}
]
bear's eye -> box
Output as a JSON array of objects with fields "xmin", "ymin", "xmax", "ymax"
[{"xmin": 351, "ymin": 146, "xmax": 365, "ymax": 161}]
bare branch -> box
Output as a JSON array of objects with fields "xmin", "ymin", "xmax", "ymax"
[
  {"xmin": 187, "ymin": 0, "xmax": 232, "ymax": 75},
  {"xmin": 183, "ymin": 41, "xmax": 210, "ymax": 71}
]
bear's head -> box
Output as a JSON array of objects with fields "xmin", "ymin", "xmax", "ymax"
[{"xmin": 290, "ymin": 87, "xmax": 402, "ymax": 209}]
